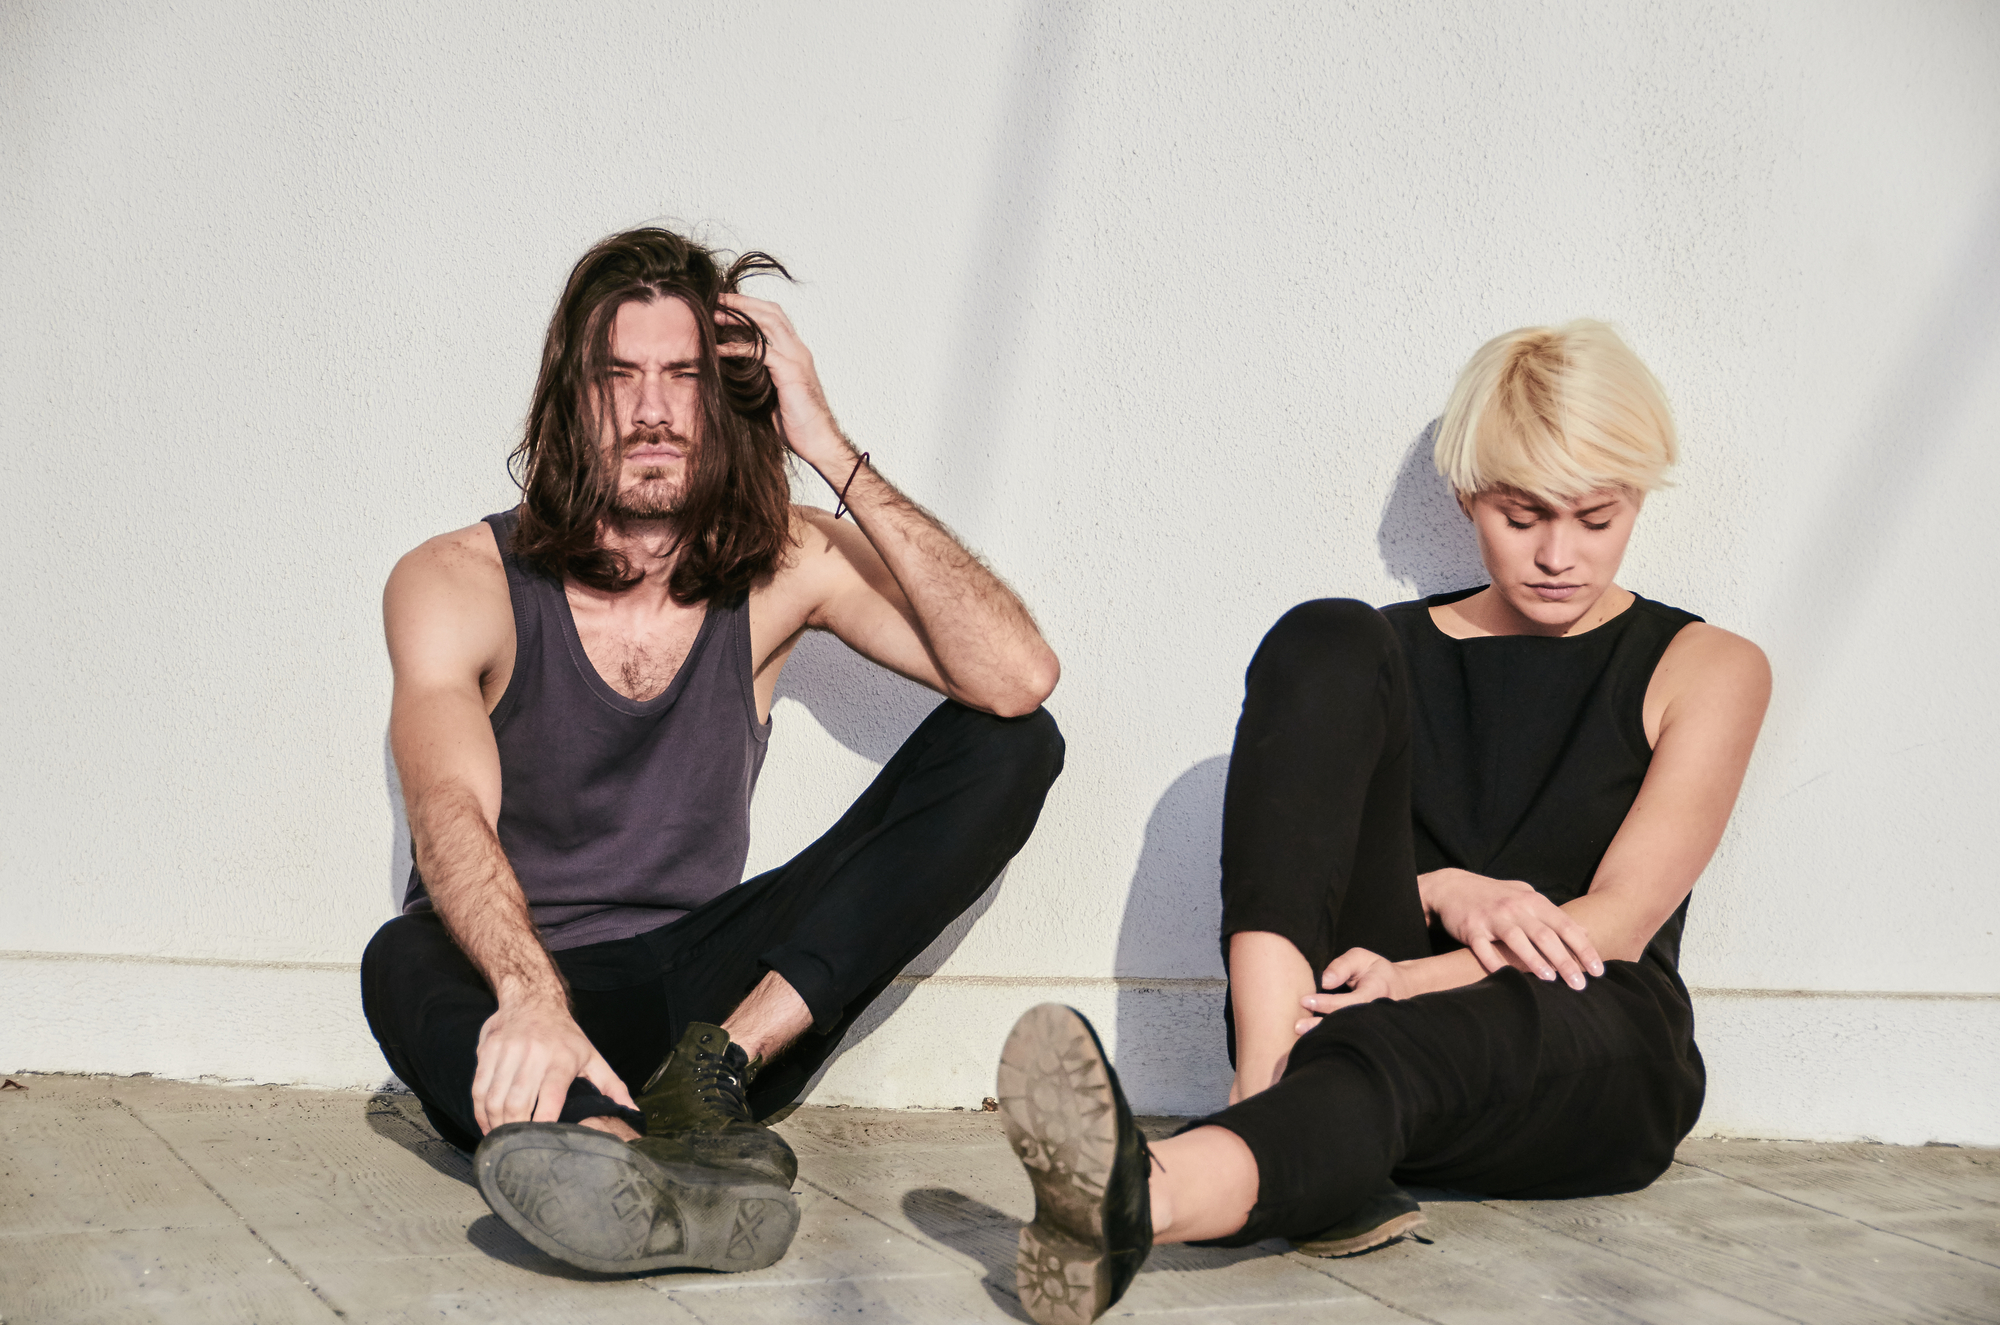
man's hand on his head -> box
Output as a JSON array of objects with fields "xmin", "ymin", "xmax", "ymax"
[
  {"xmin": 716, "ymin": 292, "xmax": 852, "ymax": 472},
  {"xmin": 470, "ymin": 998, "xmax": 635, "ymax": 1134}
]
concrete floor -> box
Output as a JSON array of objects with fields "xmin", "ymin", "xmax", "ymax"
[{"xmin": 3, "ymin": 1074, "xmax": 1998, "ymax": 1324}]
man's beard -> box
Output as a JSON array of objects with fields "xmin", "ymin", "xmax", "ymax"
[{"xmin": 607, "ymin": 426, "xmax": 692, "ymax": 522}]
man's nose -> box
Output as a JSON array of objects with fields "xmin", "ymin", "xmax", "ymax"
[{"xmin": 632, "ymin": 372, "xmax": 674, "ymax": 428}]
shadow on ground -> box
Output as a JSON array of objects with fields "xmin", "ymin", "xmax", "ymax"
[
  {"xmin": 364, "ymin": 1091, "xmax": 472, "ymax": 1185},
  {"xmin": 901, "ymin": 1188, "xmax": 1032, "ymax": 1322}
]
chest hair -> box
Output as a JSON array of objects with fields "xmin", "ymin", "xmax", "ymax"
[{"xmin": 573, "ymin": 606, "xmax": 705, "ymax": 703}]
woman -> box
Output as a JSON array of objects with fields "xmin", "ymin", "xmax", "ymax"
[{"xmin": 995, "ymin": 320, "xmax": 1771, "ymax": 1325}]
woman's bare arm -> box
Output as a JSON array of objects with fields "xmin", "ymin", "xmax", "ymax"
[{"xmin": 1303, "ymin": 624, "xmax": 1771, "ymax": 1018}]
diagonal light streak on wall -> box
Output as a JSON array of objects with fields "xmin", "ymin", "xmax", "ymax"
[{"xmin": 926, "ymin": 0, "xmax": 1090, "ymax": 538}]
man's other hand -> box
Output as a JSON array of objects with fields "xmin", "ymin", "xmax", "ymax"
[{"xmin": 470, "ymin": 998, "xmax": 636, "ymax": 1134}]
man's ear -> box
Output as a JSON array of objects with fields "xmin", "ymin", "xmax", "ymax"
[{"xmin": 1456, "ymin": 491, "xmax": 1475, "ymax": 520}]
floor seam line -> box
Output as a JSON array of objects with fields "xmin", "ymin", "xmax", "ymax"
[
  {"xmin": 110, "ymin": 1095, "xmax": 349, "ymax": 1320},
  {"xmin": 632, "ymin": 1174, "xmax": 986, "ymax": 1300},
  {"xmin": 1284, "ymin": 1250, "xmax": 1449, "ymax": 1325},
  {"xmin": 1479, "ymin": 1193, "xmax": 1811, "ymax": 1325},
  {"xmin": 1673, "ymin": 1159, "xmax": 2000, "ymax": 1271},
  {"xmin": 798, "ymin": 1172, "xmax": 1027, "ymax": 1306}
]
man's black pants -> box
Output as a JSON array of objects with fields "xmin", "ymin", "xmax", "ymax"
[
  {"xmin": 361, "ymin": 700, "xmax": 1064, "ymax": 1152},
  {"xmin": 1196, "ymin": 600, "xmax": 1704, "ymax": 1245}
]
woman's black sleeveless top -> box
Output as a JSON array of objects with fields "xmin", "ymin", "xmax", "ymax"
[
  {"xmin": 1380, "ymin": 587, "xmax": 1703, "ymax": 974},
  {"xmin": 402, "ymin": 510, "xmax": 772, "ymax": 951}
]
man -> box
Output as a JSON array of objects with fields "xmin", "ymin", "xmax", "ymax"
[{"xmin": 361, "ymin": 228, "xmax": 1063, "ymax": 1274}]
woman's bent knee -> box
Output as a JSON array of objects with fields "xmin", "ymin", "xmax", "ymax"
[{"xmin": 1248, "ymin": 599, "xmax": 1395, "ymax": 689}]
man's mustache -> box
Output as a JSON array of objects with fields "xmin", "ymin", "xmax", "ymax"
[{"xmin": 620, "ymin": 425, "xmax": 692, "ymax": 458}]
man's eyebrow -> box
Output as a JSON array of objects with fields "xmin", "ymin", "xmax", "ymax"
[
  {"xmin": 606, "ymin": 357, "xmax": 702, "ymax": 370},
  {"xmin": 1575, "ymin": 500, "xmax": 1618, "ymax": 517}
]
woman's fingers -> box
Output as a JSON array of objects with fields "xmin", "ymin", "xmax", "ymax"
[
  {"xmin": 1503, "ymin": 923, "xmax": 1592, "ymax": 990},
  {"xmin": 1312, "ymin": 985, "xmax": 1381, "ymax": 1015},
  {"xmin": 1319, "ymin": 947, "xmax": 1378, "ymax": 990},
  {"xmin": 1526, "ymin": 924, "xmax": 1588, "ymax": 989},
  {"xmin": 1555, "ymin": 912, "xmax": 1606, "ymax": 976},
  {"xmin": 1467, "ymin": 934, "xmax": 1508, "ymax": 975},
  {"xmin": 1499, "ymin": 925, "xmax": 1558, "ymax": 981}
]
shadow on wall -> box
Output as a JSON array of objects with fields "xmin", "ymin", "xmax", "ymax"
[
  {"xmin": 386, "ymin": 731, "xmax": 412, "ymax": 914},
  {"xmin": 751, "ymin": 628, "xmax": 995, "ymax": 1107},
  {"xmin": 1101, "ymin": 431, "xmax": 1485, "ymax": 1113},
  {"xmin": 1768, "ymin": 176, "xmax": 2000, "ymax": 700},
  {"xmin": 771, "ymin": 629, "xmax": 940, "ymax": 763},
  {"xmin": 1113, "ymin": 757, "xmax": 1233, "ymax": 1115},
  {"xmin": 927, "ymin": 0, "xmax": 1089, "ymax": 533},
  {"xmin": 1377, "ymin": 420, "xmax": 1485, "ymax": 598}
]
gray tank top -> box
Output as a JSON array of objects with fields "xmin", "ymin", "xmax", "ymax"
[{"xmin": 402, "ymin": 509, "xmax": 771, "ymax": 950}]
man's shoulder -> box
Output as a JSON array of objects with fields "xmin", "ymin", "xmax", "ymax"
[
  {"xmin": 752, "ymin": 504, "xmax": 841, "ymax": 594},
  {"xmin": 391, "ymin": 520, "xmax": 507, "ymax": 592},
  {"xmin": 385, "ymin": 519, "xmax": 514, "ymax": 638}
]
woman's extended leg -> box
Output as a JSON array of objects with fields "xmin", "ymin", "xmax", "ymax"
[{"xmin": 1166, "ymin": 961, "xmax": 1705, "ymax": 1247}]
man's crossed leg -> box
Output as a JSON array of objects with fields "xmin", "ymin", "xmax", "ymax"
[{"xmin": 364, "ymin": 701, "xmax": 1062, "ymax": 1271}]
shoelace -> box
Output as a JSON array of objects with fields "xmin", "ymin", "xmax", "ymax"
[{"xmin": 690, "ymin": 1045, "xmax": 751, "ymax": 1121}]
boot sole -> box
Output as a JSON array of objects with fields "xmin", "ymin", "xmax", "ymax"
[
  {"xmin": 1291, "ymin": 1208, "xmax": 1428, "ymax": 1257},
  {"xmin": 997, "ymin": 1004, "xmax": 1123, "ymax": 1325},
  {"xmin": 474, "ymin": 1123, "xmax": 798, "ymax": 1273}
]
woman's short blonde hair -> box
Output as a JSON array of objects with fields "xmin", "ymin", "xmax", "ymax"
[{"xmin": 1433, "ymin": 319, "xmax": 1677, "ymax": 505}]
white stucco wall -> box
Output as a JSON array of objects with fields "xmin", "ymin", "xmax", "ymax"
[{"xmin": 4, "ymin": 0, "xmax": 1996, "ymax": 1144}]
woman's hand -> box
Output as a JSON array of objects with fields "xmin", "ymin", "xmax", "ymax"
[
  {"xmin": 1420, "ymin": 867, "xmax": 1603, "ymax": 990},
  {"xmin": 1295, "ymin": 947, "xmax": 1419, "ymax": 1030}
]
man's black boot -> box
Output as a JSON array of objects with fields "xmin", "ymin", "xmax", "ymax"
[
  {"xmin": 474, "ymin": 1124, "xmax": 798, "ymax": 1273},
  {"xmin": 637, "ymin": 1022, "xmax": 798, "ymax": 1186}
]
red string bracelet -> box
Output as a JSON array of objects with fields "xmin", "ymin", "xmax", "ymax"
[{"xmin": 833, "ymin": 451, "xmax": 870, "ymax": 520}]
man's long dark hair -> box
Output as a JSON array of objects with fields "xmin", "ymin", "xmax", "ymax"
[{"xmin": 509, "ymin": 228, "xmax": 795, "ymax": 603}]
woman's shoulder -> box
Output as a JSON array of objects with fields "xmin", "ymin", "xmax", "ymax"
[
  {"xmin": 1650, "ymin": 618, "xmax": 1772, "ymax": 717},
  {"xmin": 1627, "ymin": 593, "xmax": 1706, "ymax": 632}
]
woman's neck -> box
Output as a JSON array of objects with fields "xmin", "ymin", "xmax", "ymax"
[{"xmin": 1432, "ymin": 584, "xmax": 1636, "ymax": 639}]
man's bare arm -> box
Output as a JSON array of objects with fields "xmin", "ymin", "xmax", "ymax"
[
  {"xmin": 720, "ymin": 293, "xmax": 1060, "ymax": 717},
  {"xmin": 384, "ymin": 529, "xmax": 635, "ymax": 1132}
]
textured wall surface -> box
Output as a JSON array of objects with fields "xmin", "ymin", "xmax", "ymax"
[{"xmin": 3, "ymin": 0, "xmax": 1996, "ymax": 1141}]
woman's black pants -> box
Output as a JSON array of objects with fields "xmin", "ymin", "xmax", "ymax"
[
  {"xmin": 361, "ymin": 701, "xmax": 1064, "ymax": 1153},
  {"xmin": 1197, "ymin": 600, "xmax": 1705, "ymax": 1245}
]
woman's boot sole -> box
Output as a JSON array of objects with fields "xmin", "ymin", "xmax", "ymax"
[
  {"xmin": 997, "ymin": 1003, "xmax": 1121, "ymax": 1325},
  {"xmin": 474, "ymin": 1123, "xmax": 798, "ymax": 1274},
  {"xmin": 1292, "ymin": 1208, "xmax": 1428, "ymax": 1257}
]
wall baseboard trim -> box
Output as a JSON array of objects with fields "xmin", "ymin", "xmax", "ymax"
[
  {"xmin": 4, "ymin": 952, "xmax": 1993, "ymax": 1144},
  {"xmin": 6, "ymin": 951, "xmax": 1994, "ymax": 1003},
  {"xmin": 0, "ymin": 949, "xmax": 360, "ymax": 973}
]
